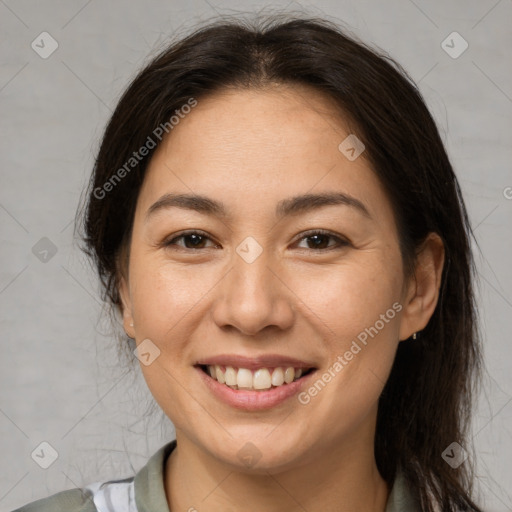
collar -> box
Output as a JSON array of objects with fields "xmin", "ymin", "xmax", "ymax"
[
  {"xmin": 133, "ymin": 440, "xmax": 419, "ymax": 512},
  {"xmin": 133, "ymin": 439, "xmax": 176, "ymax": 512}
]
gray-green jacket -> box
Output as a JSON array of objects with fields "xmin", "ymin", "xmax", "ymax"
[{"xmin": 12, "ymin": 439, "xmax": 421, "ymax": 511}]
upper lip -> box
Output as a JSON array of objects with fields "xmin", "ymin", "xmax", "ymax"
[{"xmin": 195, "ymin": 354, "xmax": 316, "ymax": 370}]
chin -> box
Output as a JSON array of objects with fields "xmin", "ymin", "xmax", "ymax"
[{"xmin": 200, "ymin": 432, "xmax": 310, "ymax": 474}]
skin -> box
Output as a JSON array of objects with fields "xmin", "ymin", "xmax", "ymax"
[{"xmin": 119, "ymin": 84, "xmax": 445, "ymax": 512}]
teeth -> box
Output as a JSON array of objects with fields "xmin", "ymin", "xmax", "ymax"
[
  {"xmin": 237, "ymin": 368, "xmax": 253, "ymax": 389},
  {"xmin": 253, "ymin": 368, "xmax": 272, "ymax": 390},
  {"xmin": 224, "ymin": 366, "xmax": 237, "ymax": 386},
  {"xmin": 205, "ymin": 365, "xmax": 308, "ymax": 391},
  {"xmin": 215, "ymin": 365, "xmax": 225, "ymax": 384},
  {"xmin": 284, "ymin": 367, "xmax": 295, "ymax": 384},
  {"xmin": 271, "ymin": 367, "xmax": 284, "ymax": 386}
]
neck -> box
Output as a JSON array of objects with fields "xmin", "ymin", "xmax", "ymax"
[{"xmin": 164, "ymin": 423, "xmax": 389, "ymax": 512}]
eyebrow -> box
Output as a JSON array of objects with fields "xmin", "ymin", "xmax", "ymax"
[{"xmin": 145, "ymin": 191, "xmax": 372, "ymax": 222}]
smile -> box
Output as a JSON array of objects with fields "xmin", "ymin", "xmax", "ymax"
[
  {"xmin": 199, "ymin": 364, "xmax": 315, "ymax": 391},
  {"xmin": 194, "ymin": 354, "xmax": 318, "ymax": 410}
]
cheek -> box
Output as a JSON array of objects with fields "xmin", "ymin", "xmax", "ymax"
[
  {"xmin": 290, "ymin": 260, "xmax": 402, "ymax": 439},
  {"xmin": 287, "ymin": 255, "xmax": 403, "ymax": 344},
  {"xmin": 127, "ymin": 259, "xmax": 214, "ymax": 426},
  {"xmin": 130, "ymin": 259, "xmax": 213, "ymax": 336}
]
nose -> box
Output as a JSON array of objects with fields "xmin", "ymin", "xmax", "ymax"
[{"xmin": 211, "ymin": 248, "xmax": 295, "ymax": 337}]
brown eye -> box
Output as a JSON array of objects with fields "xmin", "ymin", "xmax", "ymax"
[
  {"xmin": 164, "ymin": 231, "xmax": 217, "ymax": 250},
  {"xmin": 162, "ymin": 229, "xmax": 349, "ymax": 252},
  {"xmin": 295, "ymin": 230, "xmax": 349, "ymax": 251}
]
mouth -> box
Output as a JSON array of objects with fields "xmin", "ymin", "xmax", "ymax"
[
  {"xmin": 196, "ymin": 364, "xmax": 316, "ymax": 391},
  {"xmin": 193, "ymin": 354, "xmax": 319, "ymax": 410}
]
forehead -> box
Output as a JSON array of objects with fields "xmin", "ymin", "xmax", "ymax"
[
  {"xmin": 160, "ymin": 84, "xmax": 352, "ymax": 166},
  {"xmin": 137, "ymin": 85, "xmax": 392, "ymax": 225}
]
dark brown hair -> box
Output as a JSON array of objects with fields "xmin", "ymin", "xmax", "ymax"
[{"xmin": 78, "ymin": 13, "xmax": 483, "ymax": 512}]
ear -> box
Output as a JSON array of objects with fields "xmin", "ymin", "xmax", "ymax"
[
  {"xmin": 119, "ymin": 275, "xmax": 136, "ymax": 339},
  {"xmin": 399, "ymin": 232, "xmax": 445, "ymax": 341}
]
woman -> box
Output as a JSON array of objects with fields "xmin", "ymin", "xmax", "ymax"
[{"xmin": 14, "ymin": 14, "xmax": 483, "ymax": 512}]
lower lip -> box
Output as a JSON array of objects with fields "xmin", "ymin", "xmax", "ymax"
[{"xmin": 195, "ymin": 366, "xmax": 316, "ymax": 411}]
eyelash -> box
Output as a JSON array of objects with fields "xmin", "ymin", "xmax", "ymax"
[{"xmin": 162, "ymin": 229, "xmax": 350, "ymax": 252}]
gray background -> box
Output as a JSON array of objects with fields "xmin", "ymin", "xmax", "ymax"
[{"xmin": 1, "ymin": 0, "xmax": 511, "ymax": 510}]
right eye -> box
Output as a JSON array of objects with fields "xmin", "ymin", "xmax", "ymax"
[{"xmin": 163, "ymin": 230, "xmax": 219, "ymax": 250}]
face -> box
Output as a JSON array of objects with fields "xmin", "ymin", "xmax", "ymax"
[{"xmin": 120, "ymin": 85, "xmax": 416, "ymax": 473}]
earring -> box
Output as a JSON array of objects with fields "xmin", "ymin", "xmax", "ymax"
[
  {"xmin": 412, "ymin": 332, "xmax": 417, "ymax": 340},
  {"xmin": 130, "ymin": 322, "xmax": 134, "ymax": 327}
]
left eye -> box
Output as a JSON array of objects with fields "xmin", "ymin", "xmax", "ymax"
[
  {"xmin": 164, "ymin": 230, "xmax": 348, "ymax": 251},
  {"xmin": 164, "ymin": 231, "xmax": 217, "ymax": 250},
  {"xmin": 294, "ymin": 230, "xmax": 348, "ymax": 250}
]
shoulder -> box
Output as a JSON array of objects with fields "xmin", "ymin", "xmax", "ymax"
[
  {"xmin": 11, "ymin": 440, "xmax": 177, "ymax": 512},
  {"xmin": 11, "ymin": 477, "xmax": 139, "ymax": 512},
  {"xmin": 11, "ymin": 487, "xmax": 98, "ymax": 512}
]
